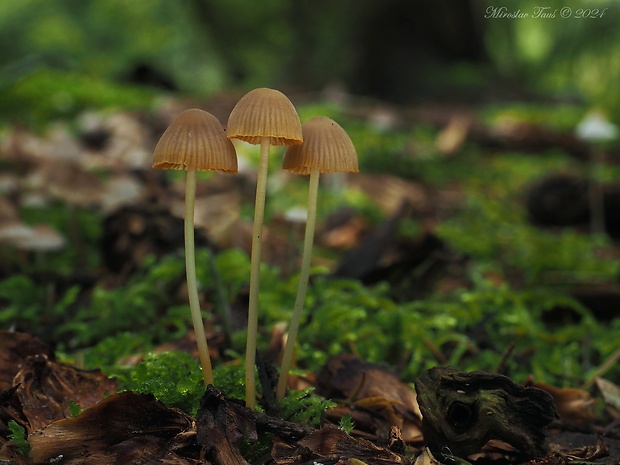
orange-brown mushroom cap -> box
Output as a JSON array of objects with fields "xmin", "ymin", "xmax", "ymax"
[
  {"xmin": 153, "ymin": 109, "xmax": 238, "ymax": 172},
  {"xmin": 227, "ymin": 88, "xmax": 303, "ymax": 146},
  {"xmin": 282, "ymin": 116, "xmax": 358, "ymax": 174}
]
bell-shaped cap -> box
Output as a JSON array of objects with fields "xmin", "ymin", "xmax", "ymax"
[
  {"xmin": 283, "ymin": 116, "xmax": 358, "ymax": 174},
  {"xmin": 227, "ymin": 88, "xmax": 303, "ymax": 146},
  {"xmin": 153, "ymin": 109, "xmax": 238, "ymax": 172}
]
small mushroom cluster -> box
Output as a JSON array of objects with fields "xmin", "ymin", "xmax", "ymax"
[{"xmin": 152, "ymin": 88, "xmax": 358, "ymax": 408}]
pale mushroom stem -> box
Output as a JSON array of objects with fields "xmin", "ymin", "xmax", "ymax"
[
  {"xmin": 589, "ymin": 149, "xmax": 605, "ymax": 235},
  {"xmin": 185, "ymin": 168, "xmax": 215, "ymax": 387},
  {"xmin": 245, "ymin": 136, "xmax": 271, "ymax": 409},
  {"xmin": 276, "ymin": 168, "xmax": 320, "ymax": 401}
]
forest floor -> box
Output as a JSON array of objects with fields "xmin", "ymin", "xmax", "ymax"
[{"xmin": 1, "ymin": 88, "xmax": 619, "ymax": 464}]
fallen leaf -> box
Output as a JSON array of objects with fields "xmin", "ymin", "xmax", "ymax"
[
  {"xmin": 298, "ymin": 425, "xmax": 410, "ymax": 464},
  {"xmin": 14, "ymin": 354, "xmax": 118, "ymax": 431},
  {"xmin": 196, "ymin": 385, "xmax": 255, "ymax": 465},
  {"xmin": 595, "ymin": 377, "xmax": 620, "ymax": 415},
  {"xmin": 29, "ymin": 392, "xmax": 196, "ymax": 465},
  {"xmin": 435, "ymin": 115, "xmax": 470, "ymax": 156},
  {"xmin": 525, "ymin": 377, "xmax": 597, "ymax": 424},
  {"xmin": 0, "ymin": 332, "xmax": 53, "ymax": 391},
  {"xmin": 316, "ymin": 355, "xmax": 422, "ymax": 444}
]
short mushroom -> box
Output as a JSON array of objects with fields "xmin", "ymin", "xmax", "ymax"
[
  {"xmin": 277, "ymin": 116, "xmax": 358, "ymax": 401},
  {"xmin": 153, "ymin": 108, "xmax": 238, "ymax": 387},
  {"xmin": 227, "ymin": 88, "xmax": 302, "ymax": 408},
  {"xmin": 13, "ymin": 224, "xmax": 66, "ymax": 252},
  {"xmin": 0, "ymin": 194, "xmax": 23, "ymax": 231}
]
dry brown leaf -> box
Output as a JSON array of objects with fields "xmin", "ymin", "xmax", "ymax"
[
  {"xmin": 350, "ymin": 174, "xmax": 432, "ymax": 217},
  {"xmin": 298, "ymin": 425, "xmax": 410, "ymax": 464},
  {"xmin": 0, "ymin": 442, "xmax": 32, "ymax": 465},
  {"xmin": 197, "ymin": 386, "xmax": 255, "ymax": 465},
  {"xmin": 316, "ymin": 355, "xmax": 422, "ymax": 444},
  {"xmin": 14, "ymin": 354, "xmax": 118, "ymax": 431},
  {"xmin": 525, "ymin": 378, "xmax": 597, "ymax": 424},
  {"xmin": 595, "ymin": 377, "xmax": 620, "ymax": 416},
  {"xmin": 0, "ymin": 332, "xmax": 53, "ymax": 391},
  {"xmin": 435, "ymin": 115, "xmax": 471, "ymax": 156},
  {"xmin": 29, "ymin": 392, "xmax": 196, "ymax": 465},
  {"xmin": 321, "ymin": 214, "xmax": 368, "ymax": 249},
  {"xmin": 413, "ymin": 448, "xmax": 441, "ymax": 465}
]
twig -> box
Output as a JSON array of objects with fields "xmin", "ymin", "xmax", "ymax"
[
  {"xmin": 423, "ymin": 338, "xmax": 448, "ymax": 364},
  {"xmin": 496, "ymin": 341, "xmax": 516, "ymax": 375},
  {"xmin": 583, "ymin": 346, "xmax": 620, "ymax": 389}
]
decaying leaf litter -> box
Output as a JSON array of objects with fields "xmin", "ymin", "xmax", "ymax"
[{"xmin": 1, "ymin": 90, "xmax": 620, "ymax": 464}]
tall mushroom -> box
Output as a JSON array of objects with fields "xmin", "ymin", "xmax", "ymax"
[
  {"xmin": 575, "ymin": 111, "xmax": 619, "ymax": 235},
  {"xmin": 153, "ymin": 109, "xmax": 238, "ymax": 387},
  {"xmin": 227, "ymin": 88, "xmax": 302, "ymax": 408},
  {"xmin": 277, "ymin": 116, "xmax": 358, "ymax": 401}
]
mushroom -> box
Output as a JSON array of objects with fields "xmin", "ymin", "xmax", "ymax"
[
  {"xmin": 277, "ymin": 116, "xmax": 358, "ymax": 401},
  {"xmin": 0, "ymin": 198, "xmax": 27, "ymax": 245},
  {"xmin": 576, "ymin": 111, "xmax": 619, "ymax": 143},
  {"xmin": 227, "ymin": 88, "xmax": 302, "ymax": 408},
  {"xmin": 575, "ymin": 111, "xmax": 619, "ymax": 234},
  {"xmin": 13, "ymin": 224, "xmax": 66, "ymax": 252},
  {"xmin": 0, "ymin": 222, "xmax": 36, "ymax": 244},
  {"xmin": 0, "ymin": 221, "xmax": 65, "ymax": 271},
  {"xmin": 153, "ymin": 109, "xmax": 238, "ymax": 387},
  {"xmin": 101, "ymin": 174, "xmax": 145, "ymax": 214}
]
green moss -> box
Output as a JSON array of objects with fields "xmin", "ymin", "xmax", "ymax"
[
  {"xmin": 120, "ymin": 351, "xmax": 204, "ymax": 417},
  {"xmin": 0, "ymin": 69, "xmax": 158, "ymax": 127},
  {"xmin": 82, "ymin": 332, "xmax": 152, "ymax": 372},
  {"xmin": 480, "ymin": 103, "xmax": 585, "ymax": 132},
  {"xmin": 7, "ymin": 420, "xmax": 30, "ymax": 457},
  {"xmin": 278, "ymin": 388, "xmax": 336, "ymax": 427},
  {"xmin": 199, "ymin": 248, "xmax": 251, "ymax": 303},
  {"xmin": 68, "ymin": 400, "xmax": 84, "ymax": 417},
  {"xmin": 0, "ymin": 251, "xmax": 190, "ymax": 352},
  {"xmin": 338, "ymin": 413, "xmax": 355, "ymax": 434},
  {"xmin": 211, "ymin": 363, "xmax": 249, "ymax": 403}
]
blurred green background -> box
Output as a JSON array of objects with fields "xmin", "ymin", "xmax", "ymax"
[{"xmin": 1, "ymin": 0, "xmax": 618, "ymax": 123}]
